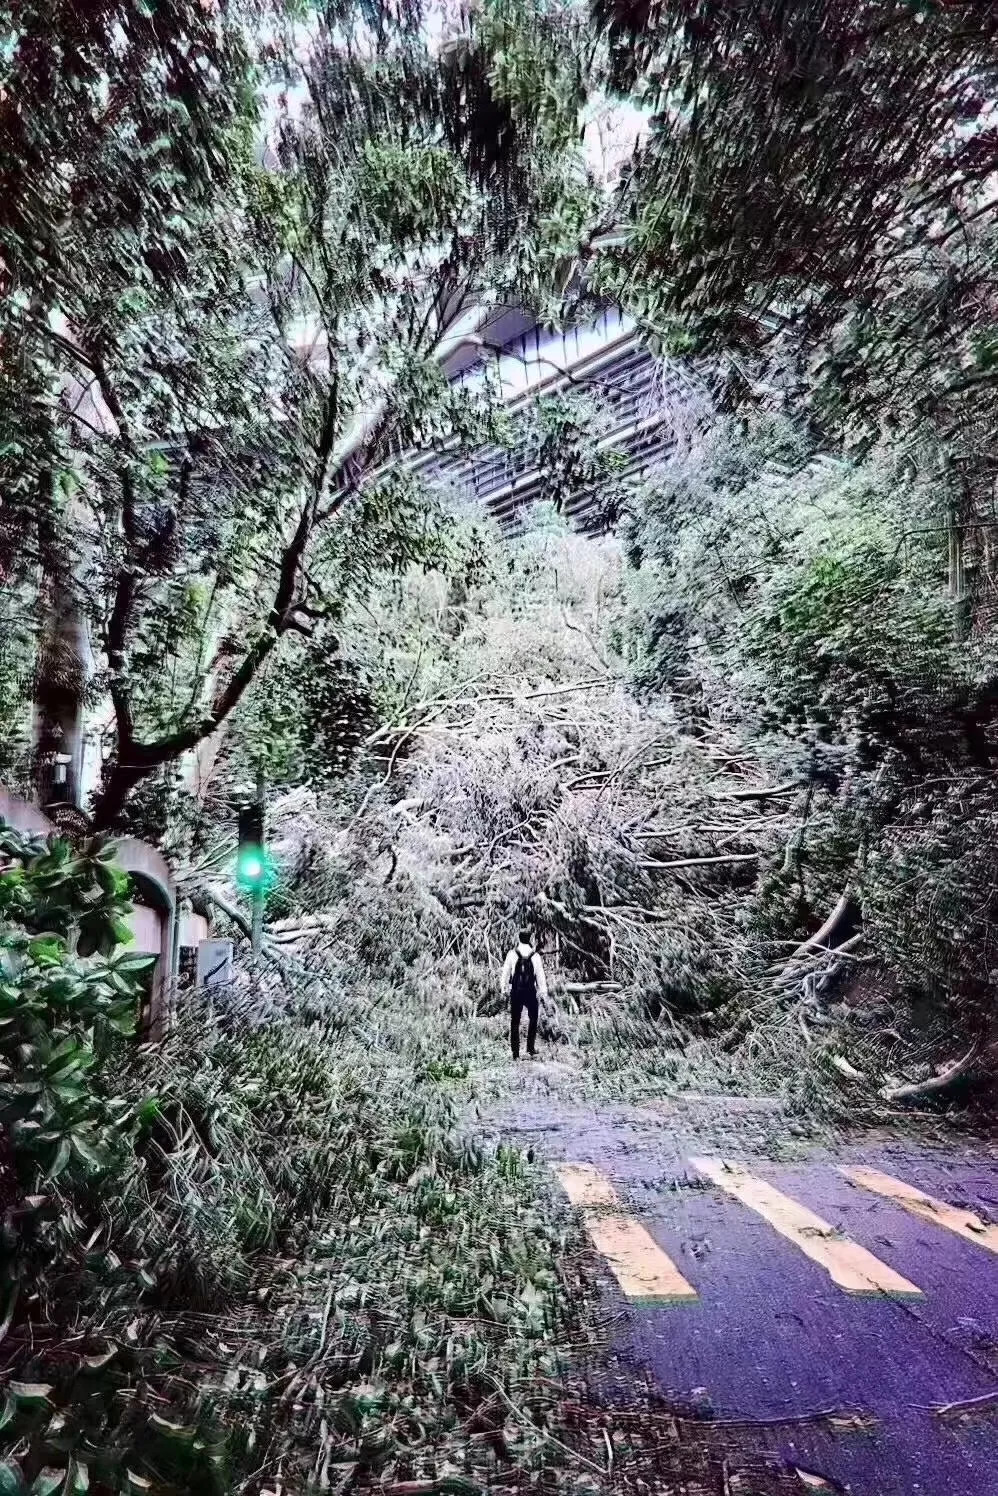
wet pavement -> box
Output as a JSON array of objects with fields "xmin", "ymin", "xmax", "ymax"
[{"xmin": 484, "ymin": 1079, "xmax": 998, "ymax": 1495}]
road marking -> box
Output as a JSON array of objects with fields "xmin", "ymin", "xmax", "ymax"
[
  {"xmin": 840, "ymin": 1165, "xmax": 998, "ymax": 1255},
  {"xmin": 552, "ymin": 1162, "xmax": 698, "ymax": 1304},
  {"xmin": 552, "ymin": 1161, "xmax": 619, "ymax": 1211},
  {"xmin": 586, "ymin": 1214, "xmax": 700, "ymax": 1304},
  {"xmin": 690, "ymin": 1158, "xmax": 924, "ymax": 1298}
]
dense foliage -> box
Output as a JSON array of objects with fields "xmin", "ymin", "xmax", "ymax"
[
  {"xmin": 0, "ymin": 821, "xmax": 599, "ymax": 1496},
  {"xmin": 2, "ymin": 0, "xmax": 601, "ymax": 833},
  {"xmin": 595, "ymin": 2, "xmax": 998, "ymax": 391},
  {"xmin": 239, "ymin": 439, "xmax": 998, "ymax": 1117},
  {"xmin": 576, "ymin": 0, "xmax": 998, "ymax": 1101},
  {"xmin": 9, "ymin": 4, "xmax": 998, "ymax": 1493}
]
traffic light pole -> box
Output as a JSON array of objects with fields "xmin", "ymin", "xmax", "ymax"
[{"xmin": 251, "ymin": 767, "xmax": 265, "ymax": 956}]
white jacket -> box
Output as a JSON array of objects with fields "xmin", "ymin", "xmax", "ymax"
[{"xmin": 501, "ymin": 943, "xmax": 548, "ymax": 1002}]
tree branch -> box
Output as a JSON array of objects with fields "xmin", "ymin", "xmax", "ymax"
[
  {"xmin": 714, "ymin": 780, "xmax": 804, "ymax": 801},
  {"xmin": 638, "ymin": 852, "xmax": 758, "ymax": 870},
  {"xmin": 880, "ymin": 1041, "xmax": 981, "ymax": 1104},
  {"xmin": 199, "ymin": 885, "xmax": 289, "ymax": 970},
  {"xmin": 773, "ymin": 887, "xmax": 855, "ymax": 977},
  {"xmin": 92, "ymin": 299, "xmax": 497, "ymax": 828}
]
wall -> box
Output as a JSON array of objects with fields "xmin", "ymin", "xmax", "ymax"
[
  {"xmin": 112, "ymin": 837, "xmax": 177, "ymax": 1042},
  {"xmin": 0, "ymin": 789, "xmax": 58, "ymax": 838},
  {"xmin": 129, "ymin": 905, "xmax": 163, "ymax": 954}
]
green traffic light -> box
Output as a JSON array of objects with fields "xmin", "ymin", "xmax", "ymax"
[{"xmin": 236, "ymin": 845, "xmax": 273, "ymax": 892}]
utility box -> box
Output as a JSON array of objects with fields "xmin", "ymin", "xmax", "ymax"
[{"xmin": 196, "ymin": 939, "xmax": 233, "ymax": 990}]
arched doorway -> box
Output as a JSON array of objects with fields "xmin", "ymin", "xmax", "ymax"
[
  {"xmin": 99, "ymin": 839, "xmax": 177, "ymax": 1041},
  {"xmin": 0, "ymin": 793, "xmax": 178, "ymax": 1040}
]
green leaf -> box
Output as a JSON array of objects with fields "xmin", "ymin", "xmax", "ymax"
[
  {"xmin": 47, "ymin": 1139, "xmax": 71, "ymax": 1180},
  {"xmin": 0, "ymin": 1462, "xmax": 25, "ymax": 1496},
  {"xmin": 0, "ymin": 1396, "xmax": 16, "ymax": 1432},
  {"xmin": 28, "ymin": 937, "xmax": 65, "ymax": 968},
  {"xmin": 52, "ymin": 1081, "xmax": 87, "ymax": 1105},
  {"xmin": 30, "ymin": 1470, "xmax": 64, "ymax": 1496},
  {"xmin": 48, "ymin": 1033, "xmax": 83, "ymax": 1064},
  {"xmin": 65, "ymin": 1464, "xmax": 88, "ymax": 1496},
  {"xmin": 113, "ymin": 952, "xmax": 158, "ymax": 975},
  {"xmin": 70, "ymin": 1136, "xmax": 109, "ymax": 1172},
  {"xmin": 10, "ymin": 1382, "xmax": 53, "ymax": 1409},
  {"xmin": 110, "ymin": 919, "xmax": 134, "ymax": 948},
  {"xmin": 104, "ymin": 1008, "xmax": 138, "ymax": 1037}
]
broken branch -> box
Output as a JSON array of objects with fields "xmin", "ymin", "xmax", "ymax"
[{"xmin": 880, "ymin": 1041, "xmax": 981, "ymax": 1103}]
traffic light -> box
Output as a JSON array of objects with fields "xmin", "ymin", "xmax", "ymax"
[{"xmin": 236, "ymin": 803, "xmax": 271, "ymax": 893}]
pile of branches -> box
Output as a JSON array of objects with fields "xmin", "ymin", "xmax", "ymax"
[
  {"xmin": 234, "ymin": 688, "xmax": 784, "ymax": 1033},
  {"xmin": 194, "ymin": 528, "xmax": 803, "ymax": 1095},
  {"xmin": 189, "ymin": 509, "xmax": 998, "ymax": 1128}
]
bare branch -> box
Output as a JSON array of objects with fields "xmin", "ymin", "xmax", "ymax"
[{"xmin": 881, "ymin": 1042, "xmax": 982, "ymax": 1103}]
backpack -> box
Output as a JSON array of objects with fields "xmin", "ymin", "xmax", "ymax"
[{"xmin": 511, "ymin": 952, "xmax": 537, "ymax": 1003}]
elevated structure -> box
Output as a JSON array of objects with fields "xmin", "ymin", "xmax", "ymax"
[{"xmin": 394, "ymin": 304, "xmax": 694, "ymax": 530}]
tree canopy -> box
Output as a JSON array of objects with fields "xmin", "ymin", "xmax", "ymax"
[{"xmin": 1, "ymin": 0, "xmax": 602, "ymax": 832}]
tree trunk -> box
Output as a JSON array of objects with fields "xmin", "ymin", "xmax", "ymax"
[
  {"xmin": 32, "ymin": 495, "xmax": 89, "ymax": 810},
  {"xmin": 948, "ymin": 510, "xmax": 970, "ymax": 642},
  {"xmin": 90, "ymin": 754, "xmax": 153, "ymax": 832}
]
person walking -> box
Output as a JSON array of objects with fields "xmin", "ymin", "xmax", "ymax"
[{"xmin": 501, "ymin": 928, "xmax": 548, "ymax": 1060}]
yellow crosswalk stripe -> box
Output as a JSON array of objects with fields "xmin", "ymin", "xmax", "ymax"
[
  {"xmin": 552, "ymin": 1162, "xmax": 698, "ymax": 1304},
  {"xmin": 585, "ymin": 1215, "xmax": 700, "ymax": 1304},
  {"xmin": 552, "ymin": 1161, "xmax": 619, "ymax": 1211},
  {"xmin": 840, "ymin": 1164, "xmax": 998, "ymax": 1255},
  {"xmin": 691, "ymin": 1157, "xmax": 924, "ymax": 1298}
]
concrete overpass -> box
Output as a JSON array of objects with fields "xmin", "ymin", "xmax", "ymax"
[{"xmin": 388, "ymin": 303, "xmax": 696, "ymax": 531}]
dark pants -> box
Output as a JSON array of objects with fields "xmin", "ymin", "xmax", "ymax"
[{"xmin": 510, "ymin": 993, "xmax": 538, "ymax": 1058}]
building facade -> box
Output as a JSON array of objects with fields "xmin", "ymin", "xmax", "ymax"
[{"xmin": 393, "ymin": 303, "xmax": 693, "ymax": 530}]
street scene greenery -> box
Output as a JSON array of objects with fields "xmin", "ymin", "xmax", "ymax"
[{"xmin": 3, "ymin": 0, "xmax": 998, "ymax": 1491}]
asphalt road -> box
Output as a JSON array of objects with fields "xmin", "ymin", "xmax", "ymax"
[{"xmin": 489, "ymin": 1083, "xmax": 998, "ymax": 1495}]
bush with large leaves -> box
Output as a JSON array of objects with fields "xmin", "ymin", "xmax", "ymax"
[
  {"xmin": 0, "ymin": 822, "xmax": 173, "ymax": 1495},
  {"xmin": 0, "ymin": 827, "xmax": 267, "ymax": 1495},
  {"xmin": 0, "ymin": 821, "xmax": 155, "ymax": 1195}
]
